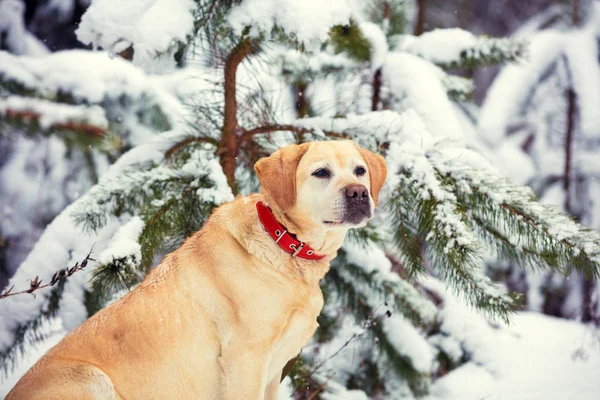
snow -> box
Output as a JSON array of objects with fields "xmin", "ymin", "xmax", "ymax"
[
  {"xmin": 0, "ymin": 0, "xmax": 49, "ymax": 56},
  {"xmin": 359, "ymin": 22, "xmax": 388, "ymax": 70},
  {"xmin": 228, "ymin": 0, "xmax": 351, "ymax": 44},
  {"xmin": 0, "ymin": 323, "xmax": 65, "ymax": 398},
  {"xmin": 395, "ymin": 27, "xmax": 522, "ymax": 69},
  {"xmin": 381, "ymin": 315, "xmax": 434, "ymax": 373},
  {"xmin": 564, "ymin": 29, "xmax": 600, "ymax": 140},
  {"xmin": 383, "ymin": 52, "xmax": 465, "ymax": 144},
  {"xmin": 96, "ymin": 216, "xmax": 145, "ymax": 269},
  {"xmin": 0, "ymin": 50, "xmax": 183, "ymax": 124},
  {"xmin": 343, "ymin": 240, "xmax": 438, "ymax": 323},
  {"xmin": 271, "ymin": 276, "xmax": 600, "ymax": 400},
  {"xmin": 0, "ymin": 96, "xmax": 109, "ymax": 129},
  {"xmin": 399, "ymin": 28, "xmax": 477, "ymax": 65},
  {"xmin": 478, "ymin": 30, "xmax": 566, "ymax": 145},
  {"xmin": 76, "ymin": 0, "xmax": 197, "ymax": 71},
  {"xmin": 0, "ymin": 200, "xmax": 123, "ymax": 351},
  {"xmin": 420, "ymin": 279, "xmax": 600, "ymax": 400}
]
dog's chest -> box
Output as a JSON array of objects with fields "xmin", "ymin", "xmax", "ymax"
[{"xmin": 267, "ymin": 292, "xmax": 323, "ymax": 381}]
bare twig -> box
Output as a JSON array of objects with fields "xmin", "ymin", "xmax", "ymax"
[
  {"xmin": 0, "ymin": 246, "xmax": 96, "ymax": 300},
  {"xmin": 309, "ymin": 306, "xmax": 390, "ymax": 379},
  {"xmin": 306, "ymin": 375, "xmax": 334, "ymax": 400}
]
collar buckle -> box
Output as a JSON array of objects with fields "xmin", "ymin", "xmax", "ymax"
[{"xmin": 290, "ymin": 242, "xmax": 304, "ymax": 257}]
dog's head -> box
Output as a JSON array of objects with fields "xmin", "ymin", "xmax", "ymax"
[{"xmin": 254, "ymin": 140, "xmax": 387, "ymax": 231}]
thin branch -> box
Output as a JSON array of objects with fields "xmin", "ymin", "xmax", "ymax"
[
  {"xmin": 164, "ymin": 136, "xmax": 218, "ymax": 162},
  {"xmin": 0, "ymin": 246, "xmax": 95, "ymax": 300},
  {"xmin": 306, "ymin": 307, "xmax": 390, "ymax": 381},
  {"xmin": 240, "ymin": 124, "xmax": 347, "ymax": 142},
  {"xmin": 564, "ymin": 88, "xmax": 576, "ymax": 213}
]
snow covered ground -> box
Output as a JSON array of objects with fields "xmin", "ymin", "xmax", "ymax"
[
  {"xmin": 275, "ymin": 311, "xmax": 600, "ymax": 400},
  {"xmin": 428, "ymin": 312, "xmax": 600, "ymax": 400}
]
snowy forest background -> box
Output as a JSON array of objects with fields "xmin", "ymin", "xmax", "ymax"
[{"xmin": 2, "ymin": 0, "xmax": 600, "ymax": 399}]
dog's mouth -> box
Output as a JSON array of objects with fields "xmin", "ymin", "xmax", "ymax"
[{"xmin": 324, "ymin": 209, "xmax": 371, "ymax": 226}]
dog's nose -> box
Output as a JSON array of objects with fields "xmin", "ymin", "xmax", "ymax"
[{"xmin": 345, "ymin": 185, "xmax": 369, "ymax": 202}]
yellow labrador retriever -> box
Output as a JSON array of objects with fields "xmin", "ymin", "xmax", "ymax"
[{"xmin": 7, "ymin": 140, "xmax": 387, "ymax": 399}]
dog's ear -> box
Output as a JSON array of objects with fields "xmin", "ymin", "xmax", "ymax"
[
  {"xmin": 356, "ymin": 146, "xmax": 387, "ymax": 207},
  {"xmin": 254, "ymin": 144, "xmax": 308, "ymax": 212}
]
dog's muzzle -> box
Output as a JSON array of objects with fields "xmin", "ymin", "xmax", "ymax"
[{"xmin": 343, "ymin": 184, "xmax": 372, "ymax": 224}]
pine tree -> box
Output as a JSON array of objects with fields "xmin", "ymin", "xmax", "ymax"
[{"xmin": 1, "ymin": 1, "xmax": 600, "ymax": 398}]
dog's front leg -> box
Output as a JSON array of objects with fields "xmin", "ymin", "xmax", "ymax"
[
  {"xmin": 219, "ymin": 346, "xmax": 270, "ymax": 399},
  {"xmin": 264, "ymin": 376, "xmax": 281, "ymax": 400}
]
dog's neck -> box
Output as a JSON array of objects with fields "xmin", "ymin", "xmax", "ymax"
[{"xmin": 217, "ymin": 194, "xmax": 347, "ymax": 285}]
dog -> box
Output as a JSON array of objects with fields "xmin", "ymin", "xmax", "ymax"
[{"xmin": 7, "ymin": 140, "xmax": 387, "ymax": 399}]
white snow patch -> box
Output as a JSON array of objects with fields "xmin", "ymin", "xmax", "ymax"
[
  {"xmin": 77, "ymin": 0, "xmax": 196, "ymax": 72},
  {"xmin": 359, "ymin": 22, "xmax": 388, "ymax": 70},
  {"xmin": 400, "ymin": 28, "xmax": 476, "ymax": 65},
  {"xmin": 228, "ymin": 0, "xmax": 351, "ymax": 44}
]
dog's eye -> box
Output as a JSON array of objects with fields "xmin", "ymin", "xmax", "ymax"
[
  {"xmin": 355, "ymin": 166, "xmax": 366, "ymax": 176},
  {"xmin": 312, "ymin": 168, "xmax": 331, "ymax": 178}
]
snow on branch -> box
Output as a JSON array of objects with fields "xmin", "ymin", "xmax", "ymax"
[
  {"xmin": 91, "ymin": 217, "xmax": 146, "ymax": 294},
  {"xmin": 433, "ymin": 147, "xmax": 600, "ymax": 277},
  {"xmin": 0, "ymin": 50, "xmax": 197, "ymax": 141},
  {"xmin": 72, "ymin": 146, "xmax": 232, "ymax": 233},
  {"xmin": 337, "ymin": 242, "xmax": 438, "ymax": 326},
  {"xmin": 76, "ymin": 0, "xmax": 198, "ymax": 71},
  {"xmin": 378, "ymin": 110, "xmax": 600, "ymax": 320},
  {"xmin": 228, "ymin": 0, "xmax": 351, "ymax": 45},
  {"xmin": 0, "ymin": 96, "xmax": 108, "ymax": 139},
  {"xmin": 395, "ymin": 28, "xmax": 525, "ymax": 69},
  {"xmin": 276, "ymin": 48, "xmax": 359, "ymax": 83},
  {"xmin": 326, "ymin": 250, "xmax": 433, "ymax": 393}
]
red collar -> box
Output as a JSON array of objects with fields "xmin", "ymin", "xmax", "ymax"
[{"xmin": 256, "ymin": 202, "xmax": 326, "ymax": 261}]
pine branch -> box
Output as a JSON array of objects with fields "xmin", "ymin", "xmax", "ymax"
[
  {"xmin": 0, "ymin": 281, "xmax": 66, "ymax": 378},
  {"xmin": 442, "ymin": 75, "xmax": 474, "ymax": 102},
  {"xmin": 388, "ymin": 168, "xmax": 521, "ymax": 322},
  {"xmin": 432, "ymin": 151, "xmax": 600, "ymax": 279},
  {"xmin": 321, "ymin": 265, "xmax": 432, "ymax": 396},
  {"xmin": 435, "ymin": 36, "xmax": 525, "ymax": 70},
  {"xmin": 329, "ymin": 250, "xmax": 438, "ymax": 327}
]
